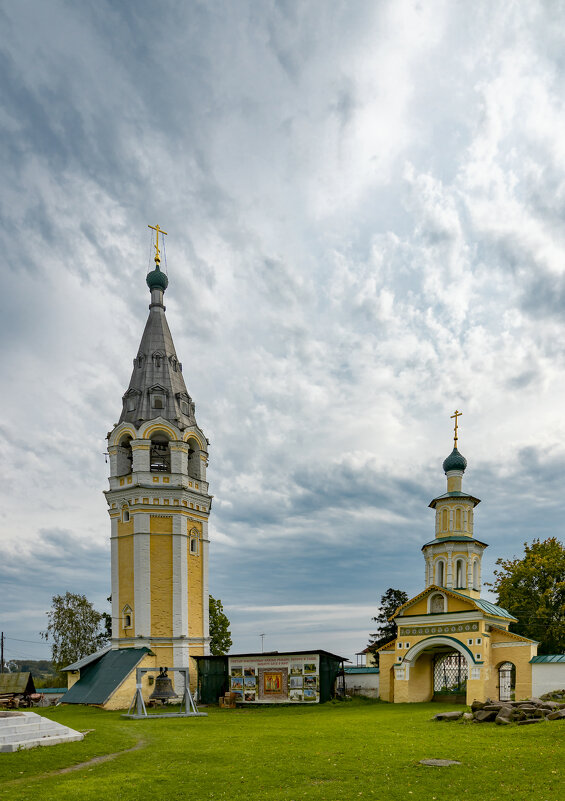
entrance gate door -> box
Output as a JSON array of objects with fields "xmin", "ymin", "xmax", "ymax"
[
  {"xmin": 499, "ymin": 662, "xmax": 513, "ymax": 702},
  {"xmin": 433, "ymin": 653, "xmax": 468, "ymax": 701}
]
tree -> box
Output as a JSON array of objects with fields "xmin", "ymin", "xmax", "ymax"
[
  {"xmin": 368, "ymin": 588, "xmax": 409, "ymax": 660},
  {"xmin": 102, "ymin": 595, "xmax": 112, "ymax": 640},
  {"xmin": 40, "ymin": 592, "xmax": 108, "ymax": 671},
  {"xmin": 488, "ymin": 537, "xmax": 565, "ymax": 654},
  {"xmin": 209, "ymin": 595, "xmax": 232, "ymax": 655}
]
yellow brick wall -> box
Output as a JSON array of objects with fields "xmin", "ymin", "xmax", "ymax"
[
  {"xmin": 378, "ymin": 651, "xmax": 396, "ymax": 702},
  {"xmin": 400, "ymin": 593, "xmax": 474, "ymax": 616},
  {"xmin": 67, "ymin": 672, "xmax": 80, "ymax": 689},
  {"xmin": 187, "ymin": 520, "xmax": 203, "ymax": 638},
  {"xmin": 485, "ymin": 633, "xmax": 536, "ymax": 700},
  {"xmin": 150, "ymin": 519, "xmax": 173, "ymax": 637}
]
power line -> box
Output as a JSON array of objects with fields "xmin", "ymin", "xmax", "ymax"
[{"xmin": 5, "ymin": 636, "xmax": 46, "ymax": 645}]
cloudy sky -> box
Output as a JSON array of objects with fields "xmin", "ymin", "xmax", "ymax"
[{"xmin": 2, "ymin": 0, "xmax": 565, "ymax": 666}]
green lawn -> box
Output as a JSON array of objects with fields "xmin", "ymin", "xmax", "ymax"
[{"xmin": 0, "ymin": 699, "xmax": 563, "ymax": 801}]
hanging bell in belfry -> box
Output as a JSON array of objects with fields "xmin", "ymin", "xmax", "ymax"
[{"xmin": 149, "ymin": 667, "xmax": 178, "ymax": 703}]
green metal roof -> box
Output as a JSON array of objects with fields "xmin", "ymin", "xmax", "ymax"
[
  {"xmin": 0, "ymin": 672, "xmax": 35, "ymax": 695},
  {"xmin": 442, "ymin": 589, "xmax": 517, "ymax": 621},
  {"xmin": 421, "ymin": 535, "xmax": 488, "ymax": 549},
  {"xmin": 530, "ymin": 654, "xmax": 565, "ymax": 664},
  {"xmin": 63, "ymin": 647, "xmax": 151, "ymax": 705},
  {"xmin": 429, "ymin": 491, "xmax": 481, "ymax": 508},
  {"xmin": 62, "ymin": 645, "xmax": 111, "ymax": 672},
  {"xmin": 344, "ymin": 667, "xmax": 380, "ymax": 674}
]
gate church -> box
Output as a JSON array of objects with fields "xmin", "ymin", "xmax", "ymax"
[{"xmin": 377, "ymin": 415, "xmax": 538, "ymax": 704}]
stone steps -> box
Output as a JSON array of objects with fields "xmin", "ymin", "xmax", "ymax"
[{"xmin": 0, "ymin": 712, "xmax": 84, "ymax": 752}]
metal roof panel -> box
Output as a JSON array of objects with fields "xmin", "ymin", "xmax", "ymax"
[{"xmin": 62, "ymin": 647, "xmax": 151, "ymax": 705}]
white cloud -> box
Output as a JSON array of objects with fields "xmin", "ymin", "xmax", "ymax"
[{"xmin": 1, "ymin": 0, "xmax": 565, "ymax": 664}]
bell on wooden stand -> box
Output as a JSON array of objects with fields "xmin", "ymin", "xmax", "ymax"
[{"xmin": 149, "ymin": 667, "xmax": 178, "ymax": 704}]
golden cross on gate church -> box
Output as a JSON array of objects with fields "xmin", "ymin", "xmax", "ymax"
[
  {"xmin": 451, "ymin": 409, "xmax": 462, "ymax": 448},
  {"xmin": 148, "ymin": 223, "xmax": 167, "ymax": 264}
]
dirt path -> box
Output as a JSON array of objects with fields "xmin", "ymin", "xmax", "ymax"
[{"xmin": 2, "ymin": 738, "xmax": 146, "ymax": 787}]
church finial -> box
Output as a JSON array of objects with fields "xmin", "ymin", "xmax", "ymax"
[
  {"xmin": 451, "ymin": 409, "xmax": 462, "ymax": 449},
  {"xmin": 146, "ymin": 224, "xmax": 169, "ymax": 294},
  {"xmin": 148, "ymin": 223, "xmax": 168, "ymax": 266}
]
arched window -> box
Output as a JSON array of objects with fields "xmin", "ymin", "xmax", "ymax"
[
  {"xmin": 123, "ymin": 605, "xmax": 133, "ymax": 630},
  {"xmin": 187, "ymin": 438, "xmax": 203, "ymax": 480},
  {"xmin": 436, "ymin": 560, "xmax": 445, "ymax": 587},
  {"xmin": 455, "ymin": 508, "xmax": 461, "ymax": 530},
  {"xmin": 116, "ymin": 435, "xmax": 133, "ymax": 476},
  {"xmin": 189, "ymin": 528, "xmax": 199, "ymax": 555},
  {"xmin": 122, "ymin": 506, "xmax": 130, "ymax": 523},
  {"xmin": 455, "ymin": 559, "xmax": 465, "ymax": 589},
  {"xmin": 441, "ymin": 509, "xmax": 448, "ymax": 531},
  {"xmin": 150, "ymin": 433, "xmax": 171, "ymax": 472},
  {"xmin": 473, "ymin": 559, "xmax": 480, "ymax": 590}
]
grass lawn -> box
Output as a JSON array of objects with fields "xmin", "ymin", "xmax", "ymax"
[{"xmin": 0, "ymin": 698, "xmax": 563, "ymax": 801}]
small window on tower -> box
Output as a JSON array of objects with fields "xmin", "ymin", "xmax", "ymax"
[
  {"xmin": 127, "ymin": 399, "xmax": 136, "ymax": 411},
  {"xmin": 122, "ymin": 509, "xmax": 130, "ymax": 522},
  {"xmin": 153, "ymin": 396, "xmax": 164, "ymax": 409},
  {"xmin": 180, "ymin": 401, "xmax": 189, "ymax": 415},
  {"xmin": 123, "ymin": 605, "xmax": 133, "ymax": 630},
  {"xmin": 190, "ymin": 529, "xmax": 199, "ymax": 555}
]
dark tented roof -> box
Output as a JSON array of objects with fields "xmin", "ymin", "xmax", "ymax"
[{"xmin": 63, "ymin": 648, "xmax": 151, "ymax": 705}]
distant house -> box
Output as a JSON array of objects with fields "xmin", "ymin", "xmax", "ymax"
[{"xmin": 344, "ymin": 666, "xmax": 379, "ymax": 697}]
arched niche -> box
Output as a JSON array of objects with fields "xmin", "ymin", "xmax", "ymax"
[
  {"xmin": 186, "ymin": 436, "xmax": 205, "ymax": 481},
  {"xmin": 435, "ymin": 559, "xmax": 446, "ymax": 587},
  {"xmin": 472, "ymin": 559, "xmax": 480, "ymax": 590},
  {"xmin": 455, "ymin": 558, "xmax": 466, "ymax": 589},
  {"xmin": 428, "ymin": 591, "xmax": 447, "ymax": 614}
]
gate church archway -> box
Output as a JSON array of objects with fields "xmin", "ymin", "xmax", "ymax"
[
  {"xmin": 393, "ymin": 637, "xmax": 473, "ymax": 703},
  {"xmin": 375, "ymin": 417, "xmax": 538, "ymax": 705}
]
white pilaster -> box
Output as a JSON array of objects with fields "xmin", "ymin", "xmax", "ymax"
[
  {"xmin": 202, "ymin": 519, "xmax": 210, "ymax": 653},
  {"xmin": 110, "ymin": 518, "xmax": 120, "ymax": 644},
  {"xmin": 131, "ymin": 440, "xmax": 150, "ymax": 472},
  {"xmin": 172, "ymin": 515, "xmax": 188, "ymax": 638}
]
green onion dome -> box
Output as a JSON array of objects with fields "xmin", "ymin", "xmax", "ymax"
[
  {"xmin": 442, "ymin": 447, "xmax": 467, "ymax": 473},
  {"xmin": 146, "ymin": 266, "xmax": 169, "ymax": 292}
]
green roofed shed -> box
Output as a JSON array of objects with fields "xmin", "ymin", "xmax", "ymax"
[
  {"xmin": 0, "ymin": 672, "xmax": 35, "ymax": 696},
  {"xmin": 63, "ymin": 648, "xmax": 151, "ymax": 705}
]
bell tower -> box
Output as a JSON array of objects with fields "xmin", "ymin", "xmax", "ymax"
[
  {"xmin": 422, "ymin": 411, "xmax": 487, "ymax": 598},
  {"xmin": 105, "ymin": 225, "xmax": 211, "ymax": 677}
]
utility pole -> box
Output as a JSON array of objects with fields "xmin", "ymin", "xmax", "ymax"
[
  {"xmin": 259, "ymin": 633, "xmax": 265, "ymax": 653},
  {"xmin": 1, "ymin": 632, "xmax": 4, "ymax": 673}
]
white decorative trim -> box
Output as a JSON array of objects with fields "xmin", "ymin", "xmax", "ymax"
[
  {"xmin": 491, "ymin": 642, "xmax": 533, "ymax": 648},
  {"xmin": 201, "ymin": 520, "xmax": 210, "ymax": 653},
  {"xmin": 398, "ymin": 611, "xmax": 481, "ymax": 625},
  {"xmin": 404, "ymin": 636, "xmax": 475, "ymax": 666}
]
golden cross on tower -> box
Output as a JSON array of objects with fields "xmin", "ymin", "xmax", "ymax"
[
  {"xmin": 451, "ymin": 409, "xmax": 462, "ymax": 449},
  {"xmin": 148, "ymin": 223, "xmax": 168, "ymax": 265}
]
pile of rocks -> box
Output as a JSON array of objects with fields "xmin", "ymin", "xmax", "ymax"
[{"xmin": 434, "ymin": 696, "xmax": 565, "ymax": 725}]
